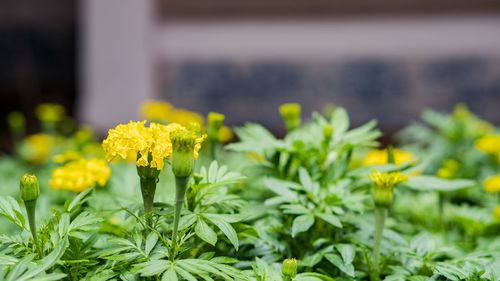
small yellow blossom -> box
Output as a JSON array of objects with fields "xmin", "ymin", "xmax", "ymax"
[
  {"xmin": 218, "ymin": 126, "xmax": 233, "ymax": 143},
  {"xmin": 483, "ymin": 175, "xmax": 500, "ymax": 193},
  {"xmin": 370, "ymin": 170, "xmax": 408, "ymax": 207},
  {"xmin": 369, "ymin": 170, "xmax": 408, "ymax": 189},
  {"xmin": 475, "ymin": 134, "xmax": 500, "ymax": 157},
  {"xmin": 139, "ymin": 101, "xmax": 172, "ymax": 121},
  {"xmin": 23, "ymin": 134, "xmax": 53, "ymax": 164},
  {"xmin": 363, "ymin": 149, "xmax": 416, "ymax": 166},
  {"xmin": 494, "ymin": 206, "xmax": 500, "ymax": 220},
  {"xmin": 49, "ymin": 158, "xmax": 111, "ymax": 192},
  {"xmin": 35, "ymin": 103, "xmax": 66, "ymax": 122},
  {"xmin": 279, "ymin": 103, "xmax": 301, "ymax": 131}
]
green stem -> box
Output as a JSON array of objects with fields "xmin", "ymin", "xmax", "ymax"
[
  {"xmin": 170, "ymin": 176, "xmax": 189, "ymax": 260},
  {"xmin": 371, "ymin": 207, "xmax": 387, "ymax": 281},
  {"xmin": 438, "ymin": 192, "xmax": 445, "ymax": 229},
  {"xmin": 24, "ymin": 200, "xmax": 40, "ymax": 255},
  {"xmin": 210, "ymin": 140, "xmax": 217, "ymax": 160},
  {"xmin": 140, "ymin": 177, "xmax": 157, "ymax": 231},
  {"xmin": 282, "ymin": 275, "xmax": 293, "ymax": 281}
]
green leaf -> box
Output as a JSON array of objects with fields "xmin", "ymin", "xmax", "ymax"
[
  {"xmin": 203, "ymin": 214, "xmax": 239, "ymax": 250},
  {"xmin": 144, "ymin": 232, "xmax": 159, "ymax": 256},
  {"xmin": 331, "ymin": 107, "xmax": 349, "ymax": 141},
  {"xmin": 316, "ymin": 212, "xmax": 342, "ymax": 228},
  {"xmin": 178, "ymin": 214, "xmax": 197, "ymax": 231},
  {"xmin": 292, "ymin": 215, "xmax": 315, "ymax": 237},
  {"xmin": 162, "ymin": 267, "xmax": 178, "ymax": 281},
  {"xmin": 299, "ymin": 168, "xmax": 313, "ymax": 193},
  {"xmin": 335, "ymin": 244, "xmax": 355, "ymax": 265},
  {"xmin": 66, "ymin": 188, "xmax": 93, "ymax": 213},
  {"xmin": 324, "ymin": 252, "xmax": 355, "ymax": 277},
  {"xmin": 403, "ymin": 176, "xmax": 475, "ymax": 192},
  {"xmin": 195, "ymin": 218, "xmax": 217, "ymax": 246}
]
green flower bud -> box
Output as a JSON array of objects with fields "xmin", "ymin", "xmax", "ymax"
[
  {"xmin": 193, "ymin": 173, "xmax": 204, "ymax": 185},
  {"xmin": 170, "ymin": 129, "xmax": 198, "ymax": 177},
  {"xmin": 369, "ymin": 170, "xmax": 407, "ymax": 208},
  {"xmin": 7, "ymin": 111, "xmax": 25, "ymax": 130},
  {"xmin": 282, "ymin": 258, "xmax": 298, "ymax": 278},
  {"xmin": 207, "ymin": 112, "xmax": 225, "ymax": 141},
  {"xmin": 279, "ymin": 103, "xmax": 301, "ymax": 131},
  {"xmin": 323, "ymin": 124, "xmax": 334, "ymax": 140},
  {"xmin": 20, "ymin": 174, "xmax": 39, "ymax": 202}
]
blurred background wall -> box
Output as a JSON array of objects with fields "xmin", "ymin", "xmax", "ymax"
[{"xmin": 1, "ymin": 0, "xmax": 500, "ymax": 151}]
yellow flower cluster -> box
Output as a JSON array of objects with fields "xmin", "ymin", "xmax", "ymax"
[
  {"xmin": 483, "ymin": 175, "xmax": 500, "ymax": 193},
  {"xmin": 369, "ymin": 170, "xmax": 408, "ymax": 189},
  {"xmin": 102, "ymin": 121, "xmax": 206, "ymax": 170},
  {"xmin": 49, "ymin": 158, "xmax": 111, "ymax": 192},
  {"xmin": 363, "ymin": 149, "xmax": 416, "ymax": 166},
  {"xmin": 475, "ymin": 134, "xmax": 500, "ymax": 160},
  {"xmin": 139, "ymin": 101, "xmax": 204, "ymax": 126},
  {"xmin": 35, "ymin": 103, "xmax": 66, "ymax": 122}
]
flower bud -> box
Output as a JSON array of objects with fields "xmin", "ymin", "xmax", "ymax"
[
  {"xmin": 279, "ymin": 103, "xmax": 301, "ymax": 131},
  {"xmin": 193, "ymin": 173, "xmax": 204, "ymax": 185},
  {"xmin": 170, "ymin": 129, "xmax": 198, "ymax": 177},
  {"xmin": 282, "ymin": 258, "xmax": 298, "ymax": 278},
  {"xmin": 20, "ymin": 174, "xmax": 40, "ymax": 202},
  {"xmin": 7, "ymin": 111, "xmax": 25, "ymax": 131},
  {"xmin": 207, "ymin": 112, "xmax": 225, "ymax": 142},
  {"xmin": 369, "ymin": 170, "xmax": 407, "ymax": 208},
  {"xmin": 323, "ymin": 124, "xmax": 334, "ymax": 140}
]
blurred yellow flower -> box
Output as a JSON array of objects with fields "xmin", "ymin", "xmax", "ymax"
[
  {"xmin": 437, "ymin": 159, "xmax": 459, "ymax": 179},
  {"xmin": 169, "ymin": 109, "xmax": 204, "ymax": 126},
  {"xmin": 53, "ymin": 150, "xmax": 83, "ymax": 164},
  {"xmin": 49, "ymin": 158, "xmax": 111, "ymax": 192},
  {"xmin": 363, "ymin": 148, "xmax": 416, "ymax": 166},
  {"xmin": 475, "ymin": 135, "xmax": 500, "ymax": 157},
  {"xmin": 35, "ymin": 103, "xmax": 66, "ymax": 122},
  {"xmin": 494, "ymin": 206, "xmax": 500, "ymax": 220},
  {"xmin": 102, "ymin": 121, "xmax": 186, "ymax": 170},
  {"xmin": 483, "ymin": 175, "xmax": 500, "ymax": 193},
  {"xmin": 24, "ymin": 134, "xmax": 53, "ymax": 164},
  {"xmin": 139, "ymin": 101, "xmax": 172, "ymax": 121},
  {"xmin": 218, "ymin": 126, "xmax": 233, "ymax": 143}
]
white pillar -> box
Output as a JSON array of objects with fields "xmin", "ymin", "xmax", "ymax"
[{"xmin": 79, "ymin": 0, "xmax": 156, "ymax": 131}]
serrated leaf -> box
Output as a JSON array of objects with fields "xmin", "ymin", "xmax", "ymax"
[{"xmin": 203, "ymin": 214, "xmax": 239, "ymax": 250}]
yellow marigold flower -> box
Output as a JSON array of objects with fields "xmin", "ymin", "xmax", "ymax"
[
  {"xmin": 102, "ymin": 121, "xmax": 185, "ymax": 170},
  {"xmin": 169, "ymin": 109, "xmax": 204, "ymax": 126},
  {"xmin": 139, "ymin": 100, "xmax": 172, "ymax": 121},
  {"xmin": 363, "ymin": 148, "xmax": 416, "ymax": 166},
  {"xmin": 437, "ymin": 168, "xmax": 453, "ymax": 179},
  {"xmin": 494, "ymin": 206, "xmax": 500, "ymax": 220},
  {"xmin": 475, "ymin": 135, "xmax": 500, "ymax": 155},
  {"xmin": 370, "ymin": 170, "xmax": 408, "ymax": 189},
  {"xmin": 170, "ymin": 125, "xmax": 207, "ymax": 160},
  {"xmin": 35, "ymin": 103, "xmax": 66, "ymax": 122},
  {"xmin": 218, "ymin": 126, "xmax": 233, "ymax": 143},
  {"xmin": 483, "ymin": 175, "xmax": 500, "ymax": 193},
  {"xmin": 49, "ymin": 158, "xmax": 111, "ymax": 192},
  {"xmin": 437, "ymin": 159, "xmax": 459, "ymax": 179},
  {"xmin": 370, "ymin": 170, "xmax": 408, "ymax": 207},
  {"xmin": 24, "ymin": 134, "xmax": 52, "ymax": 164}
]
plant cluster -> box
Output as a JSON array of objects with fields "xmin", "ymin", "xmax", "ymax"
[{"xmin": 0, "ymin": 101, "xmax": 499, "ymax": 281}]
